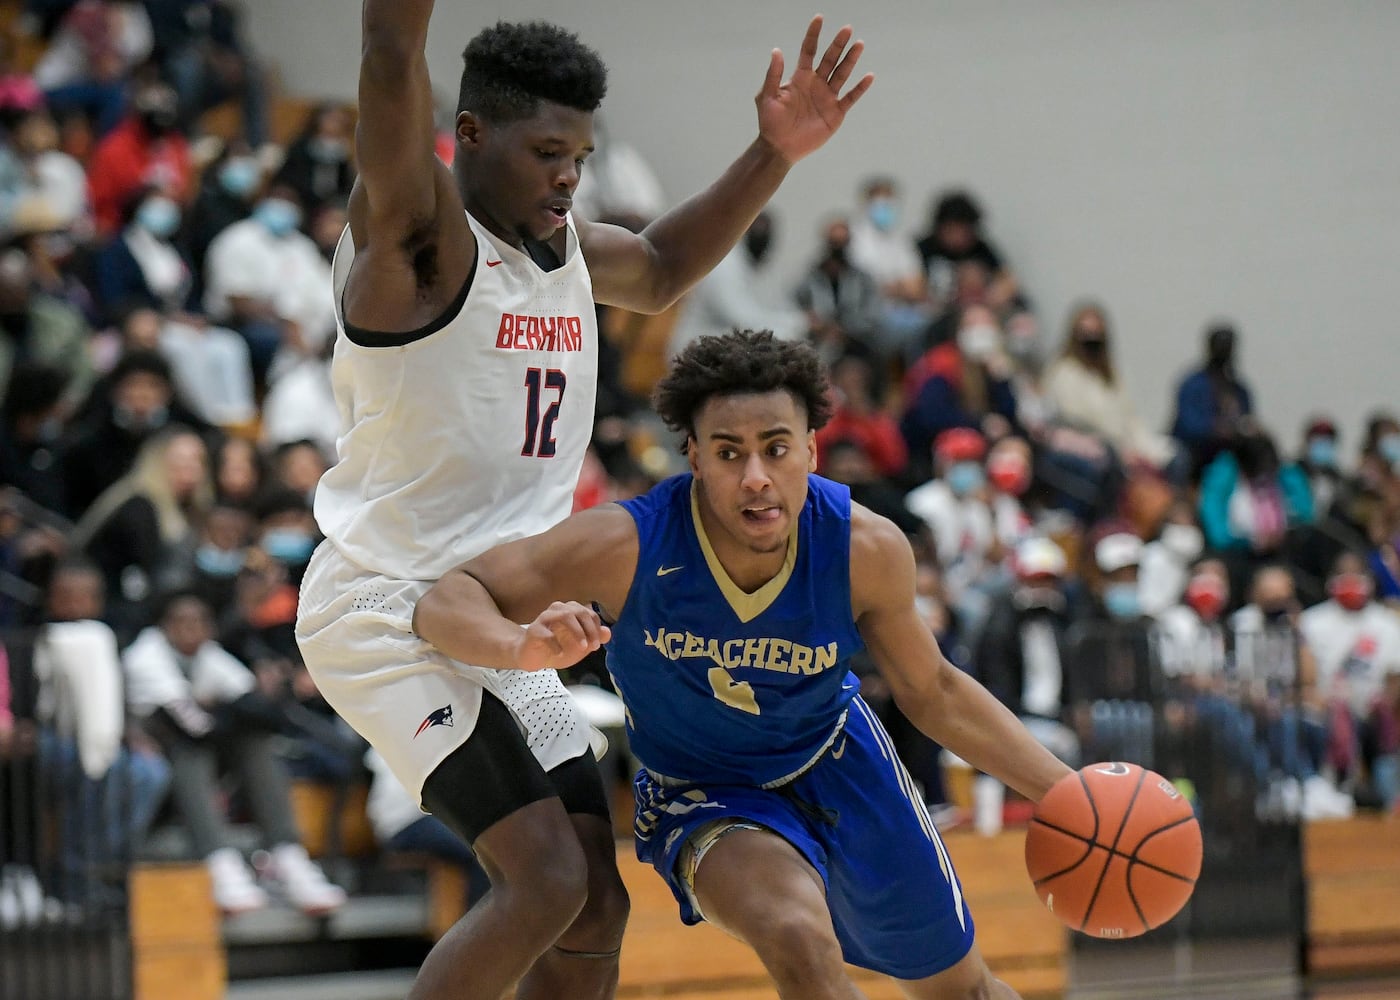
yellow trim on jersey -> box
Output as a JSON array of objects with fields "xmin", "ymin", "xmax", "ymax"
[{"xmin": 690, "ymin": 482, "xmax": 798, "ymax": 624}]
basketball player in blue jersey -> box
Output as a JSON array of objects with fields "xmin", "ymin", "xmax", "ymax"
[
  {"xmin": 415, "ymin": 330, "xmax": 1076, "ymax": 1000},
  {"xmin": 297, "ymin": 3, "xmax": 873, "ymax": 999}
]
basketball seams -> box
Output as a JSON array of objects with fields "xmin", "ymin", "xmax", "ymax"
[
  {"xmin": 1079, "ymin": 765, "xmax": 1147, "ymax": 934},
  {"xmin": 1025, "ymin": 817, "xmax": 1096, "ymax": 884}
]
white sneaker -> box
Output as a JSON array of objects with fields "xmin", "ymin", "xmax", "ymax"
[
  {"xmin": 207, "ymin": 848, "xmax": 269, "ymax": 916},
  {"xmin": 1302, "ymin": 775, "xmax": 1355, "ymax": 820},
  {"xmin": 266, "ymin": 844, "xmax": 346, "ymax": 916}
]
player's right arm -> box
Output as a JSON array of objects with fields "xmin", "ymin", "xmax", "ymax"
[
  {"xmin": 347, "ymin": 0, "xmax": 474, "ymax": 332},
  {"xmin": 412, "ymin": 504, "xmax": 639, "ymax": 671}
]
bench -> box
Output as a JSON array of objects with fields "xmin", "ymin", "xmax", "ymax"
[
  {"xmin": 1304, "ymin": 815, "xmax": 1400, "ymax": 980},
  {"xmin": 129, "ymin": 863, "xmax": 226, "ymax": 1000}
]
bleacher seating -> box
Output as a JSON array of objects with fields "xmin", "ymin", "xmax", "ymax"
[{"xmin": 1303, "ymin": 815, "xmax": 1400, "ymax": 981}]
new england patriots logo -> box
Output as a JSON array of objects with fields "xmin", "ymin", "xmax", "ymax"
[{"xmin": 414, "ymin": 704, "xmax": 454, "ymax": 739}]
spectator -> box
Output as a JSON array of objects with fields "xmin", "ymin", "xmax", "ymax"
[
  {"xmin": 666, "ymin": 211, "xmax": 806, "ymax": 358},
  {"xmin": 815, "ymin": 354, "xmax": 906, "ymax": 479},
  {"xmin": 899, "ymin": 304, "xmax": 1018, "ymax": 483},
  {"xmin": 0, "ymin": 363, "xmax": 70, "ymax": 515},
  {"xmin": 269, "ymin": 439, "xmax": 326, "ymax": 504},
  {"xmin": 12, "ymin": 206, "xmax": 97, "ymax": 323},
  {"xmin": 86, "ymin": 80, "xmax": 191, "ymax": 238},
  {"xmin": 144, "ymin": 0, "xmax": 269, "ymax": 146},
  {"xmin": 975, "ymin": 536, "xmax": 1081, "ymax": 766},
  {"xmin": 123, "ymin": 590, "xmax": 346, "ymax": 915},
  {"xmin": 915, "ymin": 189, "xmax": 1019, "ymax": 316},
  {"xmin": 34, "ymin": 557, "xmax": 171, "ymax": 903},
  {"xmin": 117, "ymin": 305, "xmax": 257, "ymax": 430},
  {"xmin": 272, "ymin": 102, "xmax": 356, "ymax": 212},
  {"xmin": 793, "ymin": 216, "xmax": 881, "ymax": 360},
  {"xmin": 202, "ymin": 182, "xmax": 333, "ymax": 381},
  {"xmin": 63, "ymin": 349, "xmax": 204, "ymax": 515},
  {"xmin": 1138, "ymin": 497, "xmax": 1205, "ymax": 617},
  {"xmin": 1355, "ymin": 410, "xmax": 1400, "ymax": 498},
  {"xmin": 1292, "ymin": 415, "xmax": 1346, "ymax": 520},
  {"xmin": 0, "ymin": 107, "xmax": 91, "ymax": 235},
  {"xmin": 1298, "ymin": 552, "xmax": 1400, "ymax": 811},
  {"xmin": 985, "ymin": 435, "xmax": 1036, "ymax": 550},
  {"xmin": 818, "ymin": 438, "xmax": 924, "ymax": 538},
  {"xmin": 1199, "ymin": 426, "xmax": 1313, "ymax": 563},
  {"xmin": 1042, "ymin": 301, "xmax": 1177, "ymax": 472},
  {"xmin": 845, "ymin": 176, "xmax": 928, "ymax": 362},
  {"xmin": 70, "ymin": 425, "xmax": 213, "ymax": 641},
  {"xmin": 211, "ymin": 433, "xmax": 263, "ymax": 509},
  {"xmin": 1170, "ymin": 322, "xmax": 1255, "ymax": 477},
  {"xmin": 0, "ymin": 246, "xmax": 93, "ymax": 416},
  {"xmin": 93, "ymin": 185, "xmax": 195, "ymax": 319},
  {"xmin": 184, "ymin": 502, "xmax": 251, "ymax": 618},
  {"xmin": 183, "ymin": 140, "xmax": 262, "ymax": 282},
  {"xmin": 33, "ymin": 0, "xmax": 153, "ymax": 136}
]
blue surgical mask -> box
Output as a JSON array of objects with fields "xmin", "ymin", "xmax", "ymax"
[
  {"xmin": 1380, "ymin": 433, "xmax": 1400, "ymax": 468},
  {"xmin": 1103, "ymin": 582, "xmax": 1142, "ymax": 620},
  {"xmin": 867, "ymin": 197, "xmax": 898, "ymax": 233},
  {"xmin": 218, "ymin": 156, "xmax": 262, "ymax": 199},
  {"xmin": 254, "ymin": 198, "xmax": 302, "ymax": 238},
  {"xmin": 195, "ymin": 545, "xmax": 245, "ymax": 577},
  {"xmin": 262, "ymin": 528, "xmax": 314, "ymax": 565},
  {"xmin": 1306, "ymin": 436, "xmax": 1337, "ymax": 470},
  {"xmin": 136, "ymin": 196, "xmax": 181, "ymax": 239},
  {"xmin": 945, "ymin": 461, "xmax": 985, "ymax": 498}
]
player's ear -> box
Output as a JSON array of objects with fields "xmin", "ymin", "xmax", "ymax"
[
  {"xmin": 806, "ymin": 430, "xmax": 818, "ymax": 473},
  {"xmin": 456, "ymin": 111, "xmax": 484, "ymax": 149},
  {"xmin": 686, "ymin": 436, "xmax": 700, "ymax": 476}
]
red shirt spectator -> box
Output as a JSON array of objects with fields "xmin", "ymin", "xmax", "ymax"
[
  {"xmin": 816, "ymin": 355, "xmax": 908, "ymax": 479},
  {"xmin": 87, "ymin": 83, "xmax": 191, "ymax": 236}
]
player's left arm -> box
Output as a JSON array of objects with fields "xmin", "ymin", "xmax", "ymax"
[
  {"xmin": 579, "ymin": 15, "xmax": 873, "ymax": 314},
  {"xmin": 849, "ymin": 505, "xmax": 1072, "ymax": 802}
]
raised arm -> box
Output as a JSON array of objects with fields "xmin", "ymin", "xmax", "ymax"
[
  {"xmin": 347, "ymin": 0, "xmax": 473, "ymax": 329},
  {"xmin": 412, "ymin": 503, "xmax": 639, "ymax": 672},
  {"xmin": 581, "ymin": 16, "xmax": 874, "ymax": 314},
  {"xmin": 849, "ymin": 505, "xmax": 1072, "ymax": 802}
]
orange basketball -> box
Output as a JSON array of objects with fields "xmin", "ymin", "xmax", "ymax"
[{"xmin": 1024, "ymin": 762, "xmax": 1202, "ymax": 939}]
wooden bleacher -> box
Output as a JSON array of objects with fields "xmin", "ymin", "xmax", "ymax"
[{"xmin": 1303, "ymin": 814, "xmax": 1400, "ymax": 981}]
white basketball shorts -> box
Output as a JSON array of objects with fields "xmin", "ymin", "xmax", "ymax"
[{"xmin": 295, "ymin": 542, "xmax": 592, "ymax": 805}]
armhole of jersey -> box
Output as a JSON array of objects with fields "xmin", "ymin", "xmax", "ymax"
[{"xmin": 341, "ymin": 263, "xmax": 476, "ymax": 348}]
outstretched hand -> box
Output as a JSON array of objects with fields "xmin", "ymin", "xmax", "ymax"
[
  {"xmin": 756, "ymin": 15, "xmax": 874, "ymax": 164},
  {"xmin": 513, "ymin": 601, "xmax": 612, "ymax": 672}
]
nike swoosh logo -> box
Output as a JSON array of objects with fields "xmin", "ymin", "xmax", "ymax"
[
  {"xmin": 831, "ymin": 736, "xmax": 848, "ymax": 760},
  {"xmin": 486, "ymin": 259, "xmax": 503, "ymax": 268},
  {"xmin": 656, "ymin": 565, "xmax": 683, "ymax": 577}
]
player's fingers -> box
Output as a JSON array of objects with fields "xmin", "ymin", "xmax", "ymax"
[
  {"xmin": 576, "ymin": 610, "xmax": 607, "ymax": 648},
  {"xmin": 759, "ymin": 48, "xmax": 783, "ymax": 98},
  {"xmin": 795, "ymin": 14, "xmax": 822, "ymax": 71},
  {"xmin": 827, "ymin": 38, "xmax": 863, "ymax": 91},
  {"xmin": 814, "ymin": 24, "xmax": 853, "ymax": 80},
  {"xmin": 838, "ymin": 72, "xmax": 875, "ymax": 113}
]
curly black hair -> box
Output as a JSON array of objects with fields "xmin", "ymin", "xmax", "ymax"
[
  {"xmin": 458, "ymin": 21, "xmax": 608, "ymax": 123},
  {"xmin": 653, "ymin": 330, "xmax": 833, "ymax": 442}
]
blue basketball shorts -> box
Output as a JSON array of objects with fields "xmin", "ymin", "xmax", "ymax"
[{"xmin": 632, "ymin": 696, "xmax": 976, "ymax": 981}]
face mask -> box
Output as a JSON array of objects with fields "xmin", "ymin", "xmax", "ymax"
[
  {"xmin": 1330, "ymin": 572, "xmax": 1372, "ymax": 612},
  {"xmin": 1306, "ymin": 436, "xmax": 1338, "ymax": 470},
  {"xmin": 1103, "ymin": 582, "xmax": 1141, "ymax": 620},
  {"xmin": 957, "ymin": 323, "xmax": 1000, "ymax": 361},
  {"xmin": 1159, "ymin": 523, "xmax": 1204, "ymax": 562},
  {"xmin": 254, "ymin": 198, "xmax": 302, "ymax": 238},
  {"xmin": 1380, "ymin": 433, "xmax": 1400, "ymax": 468},
  {"xmin": 219, "ymin": 157, "xmax": 262, "ymax": 198},
  {"xmin": 987, "ymin": 456, "xmax": 1030, "ymax": 496},
  {"xmin": 1077, "ymin": 336, "xmax": 1107, "ymax": 358},
  {"xmin": 139, "ymin": 107, "xmax": 178, "ymax": 136},
  {"xmin": 945, "ymin": 461, "xmax": 985, "ymax": 498},
  {"xmin": 1259, "ymin": 605, "xmax": 1291, "ymax": 624},
  {"xmin": 112, "ymin": 403, "xmax": 168, "ymax": 432},
  {"xmin": 35, "ymin": 416, "xmax": 62, "ymax": 443},
  {"xmin": 308, "ymin": 136, "xmax": 349, "ymax": 163},
  {"xmin": 824, "ymin": 241, "xmax": 848, "ymax": 265},
  {"xmin": 743, "ymin": 229, "xmax": 773, "ymax": 264},
  {"xmin": 136, "ymin": 197, "xmax": 181, "ymax": 239},
  {"xmin": 1184, "ymin": 574, "xmax": 1226, "ymax": 621},
  {"xmin": 37, "ymin": 232, "xmax": 75, "ymax": 262},
  {"xmin": 867, "ymin": 197, "xmax": 898, "ymax": 233},
  {"xmin": 262, "ymin": 528, "xmax": 315, "ymax": 565},
  {"xmin": 1014, "ymin": 585, "xmax": 1065, "ymax": 613},
  {"xmin": 195, "ymin": 545, "xmax": 246, "ymax": 577}
]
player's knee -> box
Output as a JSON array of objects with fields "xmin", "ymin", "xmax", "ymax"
[
  {"xmin": 574, "ymin": 864, "xmax": 630, "ymax": 946},
  {"xmin": 519, "ymin": 835, "xmax": 589, "ymax": 926},
  {"xmin": 745, "ymin": 906, "xmax": 843, "ymax": 976}
]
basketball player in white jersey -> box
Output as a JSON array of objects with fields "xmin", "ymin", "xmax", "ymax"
[{"xmin": 295, "ymin": 4, "xmax": 872, "ymax": 998}]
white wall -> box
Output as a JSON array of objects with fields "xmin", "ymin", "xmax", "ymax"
[{"xmin": 240, "ymin": 0, "xmax": 1400, "ymax": 451}]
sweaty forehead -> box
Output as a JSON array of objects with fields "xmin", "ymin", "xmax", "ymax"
[
  {"xmin": 506, "ymin": 103, "xmax": 594, "ymax": 146},
  {"xmin": 696, "ymin": 390, "xmax": 806, "ymax": 439}
]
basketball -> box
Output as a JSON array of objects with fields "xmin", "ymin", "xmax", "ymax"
[{"xmin": 1024, "ymin": 762, "xmax": 1202, "ymax": 939}]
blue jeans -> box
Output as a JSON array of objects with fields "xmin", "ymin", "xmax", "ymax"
[{"xmin": 39, "ymin": 731, "xmax": 171, "ymax": 903}]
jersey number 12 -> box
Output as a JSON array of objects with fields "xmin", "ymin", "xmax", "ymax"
[{"xmin": 521, "ymin": 368, "xmax": 566, "ymax": 458}]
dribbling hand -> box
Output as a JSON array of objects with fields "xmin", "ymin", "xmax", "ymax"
[
  {"xmin": 513, "ymin": 601, "xmax": 612, "ymax": 672},
  {"xmin": 756, "ymin": 15, "xmax": 874, "ymax": 164}
]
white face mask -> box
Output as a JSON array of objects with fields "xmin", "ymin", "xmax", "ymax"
[
  {"xmin": 1160, "ymin": 523, "xmax": 1203, "ymax": 561},
  {"xmin": 957, "ymin": 323, "xmax": 1001, "ymax": 361}
]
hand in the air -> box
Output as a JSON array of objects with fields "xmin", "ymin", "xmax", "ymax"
[
  {"xmin": 514, "ymin": 601, "xmax": 612, "ymax": 671},
  {"xmin": 756, "ymin": 15, "xmax": 874, "ymax": 164}
]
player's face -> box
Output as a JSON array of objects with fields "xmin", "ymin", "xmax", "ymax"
[
  {"xmin": 457, "ymin": 102, "xmax": 594, "ymax": 245},
  {"xmin": 688, "ymin": 390, "xmax": 817, "ymax": 558}
]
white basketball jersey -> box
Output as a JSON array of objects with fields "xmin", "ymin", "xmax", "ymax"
[{"xmin": 314, "ymin": 212, "xmax": 599, "ymax": 581}]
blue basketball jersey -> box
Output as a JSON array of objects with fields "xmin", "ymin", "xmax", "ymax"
[{"xmin": 610, "ymin": 473, "xmax": 865, "ymax": 786}]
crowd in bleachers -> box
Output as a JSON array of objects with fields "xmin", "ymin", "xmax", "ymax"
[{"xmin": 0, "ymin": 0, "xmax": 1396, "ymax": 933}]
